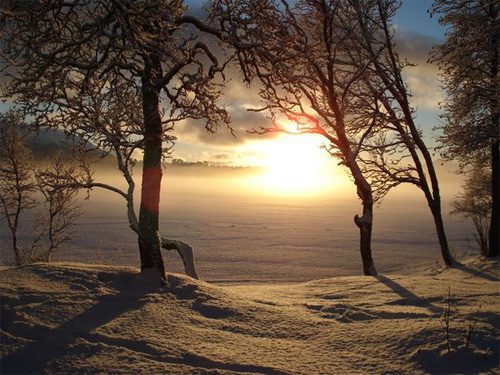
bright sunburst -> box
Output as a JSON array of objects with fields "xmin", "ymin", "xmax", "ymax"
[{"xmin": 250, "ymin": 133, "xmax": 343, "ymax": 196}]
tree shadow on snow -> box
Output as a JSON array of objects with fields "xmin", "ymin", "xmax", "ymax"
[
  {"xmin": 376, "ymin": 275, "xmax": 442, "ymax": 314},
  {"xmin": 451, "ymin": 262, "xmax": 498, "ymax": 282},
  {"xmin": 1, "ymin": 271, "xmax": 291, "ymax": 375},
  {"xmin": 0, "ymin": 285, "xmax": 149, "ymax": 373}
]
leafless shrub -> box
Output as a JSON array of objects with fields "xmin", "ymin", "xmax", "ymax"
[
  {"xmin": 441, "ymin": 287, "xmax": 453, "ymax": 353},
  {"xmin": 0, "ymin": 111, "xmax": 83, "ymax": 265},
  {"xmin": 451, "ymin": 166, "xmax": 491, "ymax": 257},
  {"xmin": 440, "ymin": 286, "xmax": 481, "ymax": 353}
]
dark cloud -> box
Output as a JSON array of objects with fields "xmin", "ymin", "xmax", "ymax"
[{"xmin": 395, "ymin": 30, "xmax": 439, "ymax": 65}]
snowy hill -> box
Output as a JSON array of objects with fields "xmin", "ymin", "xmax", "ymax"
[{"xmin": 0, "ymin": 260, "xmax": 498, "ymax": 374}]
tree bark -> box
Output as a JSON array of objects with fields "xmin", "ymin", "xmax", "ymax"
[
  {"xmin": 429, "ymin": 201, "xmax": 454, "ymax": 265},
  {"xmin": 489, "ymin": 140, "xmax": 499, "ymax": 257},
  {"xmin": 414, "ymin": 139, "xmax": 454, "ymax": 266},
  {"xmin": 354, "ymin": 201, "xmax": 376, "ymax": 276},
  {"xmin": 12, "ymin": 232, "xmax": 21, "ymax": 266},
  {"xmin": 337, "ymin": 125, "xmax": 377, "ymax": 276},
  {"xmin": 138, "ymin": 57, "xmax": 166, "ymax": 281},
  {"xmin": 349, "ymin": 156, "xmax": 377, "ymax": 276},
  {"xmin": 488, "ymin": 1, "xmax": 499, "ymax": 257},
  {"xmin": 426, "ymin": 173, "xmax": 454, "ymax": 265}
]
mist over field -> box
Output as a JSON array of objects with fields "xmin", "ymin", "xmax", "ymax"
[{"xmin": 0, "ymin": 163, "xmax": 473, "ymax": 283}]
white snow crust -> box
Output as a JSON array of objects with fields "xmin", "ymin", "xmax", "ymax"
[{"xmin": 1, "ymin": 258, "xmax": 498, "ymax": 374}]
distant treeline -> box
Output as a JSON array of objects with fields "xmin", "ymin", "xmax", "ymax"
[{"xmin": 169, "ymin": 158, "xmax": 250, "ymax": 169}]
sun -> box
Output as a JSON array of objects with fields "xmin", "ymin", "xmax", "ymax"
[{"xmin": 252, "ymin": 134, "xmax": 340, "ymax": 196}]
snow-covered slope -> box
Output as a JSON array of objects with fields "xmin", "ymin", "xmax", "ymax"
[{"xmin": 1, "ymin": 260, "xmax": 498, "ymax": 374}]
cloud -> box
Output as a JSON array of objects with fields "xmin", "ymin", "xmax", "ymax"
[
  {"xmin": 404, "ymin": 68, "xmax": 444, "ymax": 111},
  {"xmin": 172, "ymin": 138, "xmax": 267, "ymax": 166},
  {"xmin": 392, "ymin": 30, "xmax": 444, "ymax": 110},
  {"xmin": 173, "ymin": 75, "xmax": 281, "ymax": 146},
  {"xmin": 395, "ymin": 29, "xmax": 438, "ymax": 65}
]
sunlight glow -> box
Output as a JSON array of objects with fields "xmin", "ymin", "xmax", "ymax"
[{"xmin": 250, "ymin": 133, "xmax": 347, "ymax": 196}]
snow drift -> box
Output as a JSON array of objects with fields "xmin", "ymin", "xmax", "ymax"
[{"xmin": 0, "ymin": 260, "xmax": 498, "ymax": 374}]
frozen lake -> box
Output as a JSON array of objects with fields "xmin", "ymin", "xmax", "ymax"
[{"xmin": 0, "ymin": 166, "xmax": 475, "ymax": 283}]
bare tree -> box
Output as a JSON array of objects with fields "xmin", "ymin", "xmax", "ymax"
[
  {"xmin": 451, "ymin": 165, "xmax": 491, "ymax": 256},
  {"xmin": 214, "ymin": 0, "xmax": 385, "ymax": 275},
  {"xmin": 31, "ymin": 75, "xmax": 199, "ymax": 278},
  {"xmin": 430, "ymin": 0, "xmax": 499, "ymax": 257},
  {"xmin": 215, "ymin": 0, "xmax": 455, "ymax": 270},
  {"xmin": 343, "ymin": 0, "xmax": 454, "ymax": 265},
  {"xmin": 0, "ymin": 111, "xmax": 82, "ymax": 265},
  {"xmin": 0, "ymin": 111, "xmax": 38, "ymax": 265},
  {"xmin": 1, "ymin": 1, "xmax": 230, "ymax": 280},
  {"xmin": 33, "ymin": 154, "xmax": 84, "ymax": 263}
]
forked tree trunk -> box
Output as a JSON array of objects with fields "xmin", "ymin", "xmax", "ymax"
[{"xmin": 138, "ymin": 58, "xmax": 166, "ymax": 281}]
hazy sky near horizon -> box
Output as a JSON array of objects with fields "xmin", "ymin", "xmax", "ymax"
[
  {"xmin": 0, "ymin": 0, "xmax": 451, "ymax": 193},
  {"xmin": 174, "ymin": 0, "xmax": 448, "ymax": 173}
]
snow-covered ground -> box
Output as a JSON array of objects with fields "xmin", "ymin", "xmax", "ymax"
[
  {"xmin": 0, "ymin": 169, "xmax": 477, "ymax": 282},
  {"xmin": 1, "ymin": 258, "xmax": 498, "ymax": 374}
]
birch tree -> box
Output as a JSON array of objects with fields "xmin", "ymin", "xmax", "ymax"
[
  {"xmin": 1, "ymin": 0, "xmax": 229, "ymax": 280},
  {"xmin": 430, "ymin": 0, "xmax": 499, "ymax": 257}
]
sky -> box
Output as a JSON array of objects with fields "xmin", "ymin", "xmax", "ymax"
[
  {"xmin": 0, "ymin": 0, "xmax": 449, "ymax": 191},
  {"xmin": 173, "ymin": 0, "xmax": 448, "ymax": 171},
  {"xmin": 393, "ymin": 0, "xmax": 443, "ymax": 39}
]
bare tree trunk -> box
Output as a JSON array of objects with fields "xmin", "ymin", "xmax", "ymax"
[
  {"xmin": 488, "ymin": 1, "xmax": 499, "ymax": 257},
  {"xmin": 394, "ymin": 84, "xmax": 454, "ymax": 266},
  {"xmin": 429, "ymin": 200, "xmax": 454, "ymax": 265},
  {"xmin": 12, "ymin": 232, "xmax": 21, "ymax": 266},
  {"xmin": 414, "ymin": 138, "xmax": 453, "ymax": 266},
  {"xmin": 489, "ymin": 140, "xmax": 499, "ymax": 257},
  {"xmin": 386, "ymin": 98, "xmax": 454, "ymax": 265},
  {"xmin": 412, "ymin": 141, "xmax": 453, "ymax": 266},
  {"xmin": 138, "ymin": 57, "xmax": 166, "ymax": 281},
  {"xmin": 118, "ymin": 155, "xmax": 199, "ymax": 279},
  {"xmin": 348, "ymin": 154, "xmax": 377, "ymax": 276},
  {"xmin": 425, "ymin": 169, "xmax": 454, "ymax": 265},
  {"xmin": 353, "ymin": 0, "xmax": 454, "ymax": 266},
  {"xmin": 354, "ymin": 201, "xmax": 376, "ymax": 276}
]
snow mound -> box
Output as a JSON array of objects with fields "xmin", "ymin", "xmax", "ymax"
[{"xmin": 1, "ymin": 261, "xmax": 498, "ymax": 374}]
